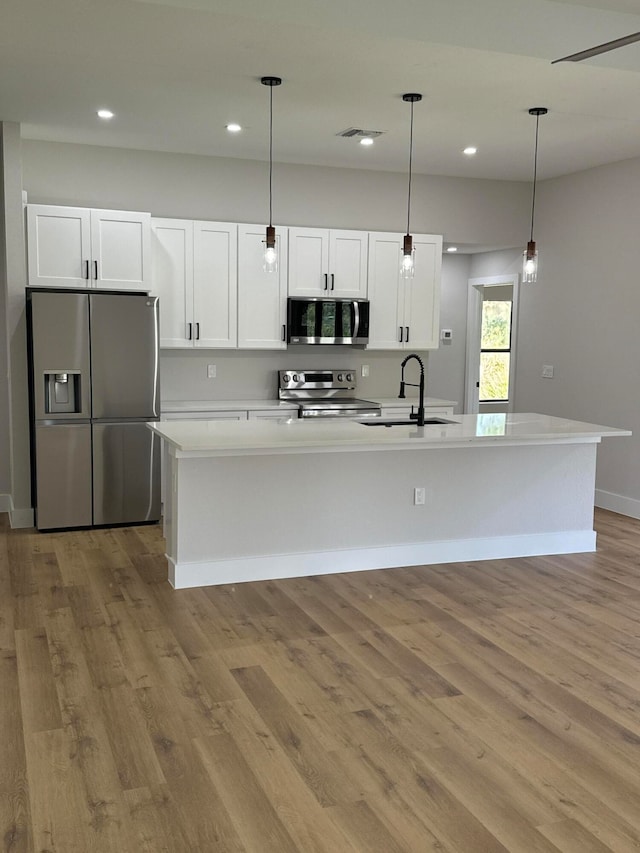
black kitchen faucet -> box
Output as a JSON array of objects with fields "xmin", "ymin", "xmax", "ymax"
[{"xmin": 398, "ymin": 353, "xmax": 426, "ymax": 426}]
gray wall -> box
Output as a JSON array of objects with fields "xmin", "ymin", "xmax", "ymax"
[
  {"xmin": 20, "ymin": 139, "xmax": 531, "ymax": 409},
  {"xmin": 1, "ymin": 124, "xmax": 29, "ymax": 521},
  {"xmin": 514, "ymin": 158, "xmax": 640, "ymax": 515},
  {"xmin": 10, "ymin": 137, "xmax": 638, "ymax": 519}
]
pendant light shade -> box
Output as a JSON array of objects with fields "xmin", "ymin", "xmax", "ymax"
[
  {"xmin": 523, "ymin": 107, "xmax": 548, "ymax": 284},
  {"xmin": 401, "ymin": 93, "xmax": 422, "ymax": 280},
  {"xmin": 261, "ymin": 76, "xmax": 282, "ymax": 273}
]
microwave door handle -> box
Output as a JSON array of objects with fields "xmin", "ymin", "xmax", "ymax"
[{"xmin": 353, "ymin": 301, "xmax": 360, "ymax": 340}]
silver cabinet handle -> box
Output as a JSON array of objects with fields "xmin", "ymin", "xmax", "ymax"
[{"xmin": 399, "ymin": 327, "xmax": 404, "ymax": 343}]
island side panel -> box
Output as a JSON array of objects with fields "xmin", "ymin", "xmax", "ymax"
[{"xmin": 166, "ymin": 442, "xmax": 598, "ymax": 588}]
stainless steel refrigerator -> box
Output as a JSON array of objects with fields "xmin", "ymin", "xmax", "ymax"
[{"xmin": 27, "ymin": 287, "xmax": 161, "ymax": 531}]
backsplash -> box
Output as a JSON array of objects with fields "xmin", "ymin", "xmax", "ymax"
[{"xmin": 159, "ymin": 349, "xmax": 429, "ymax": 401}]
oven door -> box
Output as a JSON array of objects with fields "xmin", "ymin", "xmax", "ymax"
[{"xmin": 287, "ymin": 298, "xmax": 369, "ymax": 345}]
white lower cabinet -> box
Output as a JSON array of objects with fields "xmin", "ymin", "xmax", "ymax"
[
  {"xmin": 27, "ymin": 204, "xmax": 151, "ymax": 290},
  {"xmin": 367, "ymin": 232, "xmax": 442, "ymax": 350},
  {"xmin": 381, "ymin": 406, "xmax": 454, "ymax": 419},
  {"xmin": 238, "ymin": 225, "xmax": 288, "ymax": 349},
  {"xmin": 247, "ymin": 409, "xmax": 297, "ymax": 420},
  {"xmin": 162, "ymin": 411, "xmax": 247, "ymax": 421},
  {"xmin": 151, "ymin": 218, "xmax": 237, "ymax": 348}
]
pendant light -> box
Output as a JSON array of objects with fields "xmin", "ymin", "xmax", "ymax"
[
  {"xmin": 261, "ymin": 76, "xmax": 282, "ymax": 273},
  {"xmin": 401, "ymin": 93, "xmax": 422, "ymax": 279},
  {"xmin": 523, "ymin": 107, "xmax": 548, "ymax": 284}
]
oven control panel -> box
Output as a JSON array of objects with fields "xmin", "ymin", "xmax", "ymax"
[{"xmin": 279, "ymin": 369, "xmax": 356, "ymax": 392}]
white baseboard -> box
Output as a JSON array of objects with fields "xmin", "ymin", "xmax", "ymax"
[
  {"xmin": 595, "ymin": 489, "xmax": 640, "ymax": 520},
  {"xmin": 0, "ymin": 494, "xmax": 10, "ymax": 514},
  {"xmin": 168, "ymin": 529, "xmax": 597, "ymax": 589},
  {"xmin": 9, "ymin": 507, "xmax": 35, "ymax": 529}
]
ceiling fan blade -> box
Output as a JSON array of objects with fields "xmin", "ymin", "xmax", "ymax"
[{"xmin": 552, "ymin": 31, "xmax": 640, "ymax": 63}]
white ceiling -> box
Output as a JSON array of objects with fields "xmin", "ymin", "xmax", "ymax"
[{"xmin": 2, "ymin": 0, "xmax": 640, "ymax": 181}]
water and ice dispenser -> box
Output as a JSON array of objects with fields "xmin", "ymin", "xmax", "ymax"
[{"xmin": 44, "ymin": 371, "xmax": 82, "ymax": 415}]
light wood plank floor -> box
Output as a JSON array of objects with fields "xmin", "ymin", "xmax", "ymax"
[{"xmin": 2, "ymin": 509, "xmax": 640, "ymax": 851}]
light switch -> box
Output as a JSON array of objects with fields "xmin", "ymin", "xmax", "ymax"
[
  {"xmin": 542, "ymin": 365, "xmax": 554, "ymax": 378},
  {"xmin": 207, "ymin": 364, "xmax": 217, "ymax": 379}
]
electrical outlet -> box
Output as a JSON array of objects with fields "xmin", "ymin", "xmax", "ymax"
[
  {"xmin": 361, "ymin": 364, "xmax": 369, "ymax": 378},
  {"xmin": 207, "ymin": 364, "xmax": 217, "ymax": 379},
  {"xmin": 414, "ymin": 487, "xmax": 426, "ymax": 505},
  {"xmin": 542, "ymin": 364, "xmax": 554, "ymax": 378}
]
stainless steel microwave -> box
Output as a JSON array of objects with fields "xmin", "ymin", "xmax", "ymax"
[{"xmin": 287, "ymin": 297, "xmax": 370, "ymax": 346}]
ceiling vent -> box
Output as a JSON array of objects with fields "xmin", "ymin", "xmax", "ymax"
[{"xmin": 337, "ymin": 128, "xmax": 385, "ymax": 139}]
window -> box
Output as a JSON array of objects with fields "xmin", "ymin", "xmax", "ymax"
[{"xmin": 479, "ymin": 298, "xmax": 512, "ymax": 402}]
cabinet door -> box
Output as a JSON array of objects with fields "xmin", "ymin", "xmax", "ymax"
[
  {"xmin": 366, "ymin": 232, "xmax": 405, "ymax": 350},
  {"xmin": 151, "ymin": 218, "xmax": 194, "ymax": 347},
  {"xmin": 237, "ymin": 225, "xmax": 287, "ymax": 349},
  {"xmin": 193, "ymin": 221, "xmax": 237, "ymax": 348},
  {"xmin": 162, "ymin": 411, "xmax": 247, "ymax": 421},
  {"xmin": 90, "ymin": 209, "xmax": 151, "ymax": 290},
  {"xmin": 404, "ymin": 234, "xmax": 442, "ymax": 350},
  {"xmin": 329, "ymin": 230, "xmax": 368, "ymax": 297},
  {"xmin": 27, "ymin": 204, "xmax": 92, "ymax": 288},
  {"xmin": 287, "ymin": 227, "xmax": 330, "ymax": 296}
]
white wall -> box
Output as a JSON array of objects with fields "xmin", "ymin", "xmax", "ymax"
[{"xmin": 514, "ymin": 158, "xmax": 640, "ymax": 516}]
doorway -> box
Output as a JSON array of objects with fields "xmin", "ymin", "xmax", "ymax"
[{"xmin": 464, "ymin": 274, "xmax": 519, "ymax": 414}]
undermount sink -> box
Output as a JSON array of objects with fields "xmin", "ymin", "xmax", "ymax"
[{"xmin": 361, "ymin": 417, "xmax": 459, "ymax": 427}]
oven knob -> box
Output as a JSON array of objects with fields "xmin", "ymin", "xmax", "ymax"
[
  {"xmin": 283, "ymin": 373, "xmax": 291, "ymax": 382},
  {"xmin": 293, "ymin": 373, "xmax": 301, "ymax": 382},
  {"xmin": 346, "ymin": 372, "xmax": 353, "ymax": 381},
  {"xmin": 337, "ymin": 373, "xmax": 343, "ymax": 381}
]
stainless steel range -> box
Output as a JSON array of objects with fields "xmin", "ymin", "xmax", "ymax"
[{"xmin": 278, "ymin": 369, "xmax": 382, "ymax": 419}]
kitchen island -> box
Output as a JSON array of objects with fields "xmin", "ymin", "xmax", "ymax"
[{"xmin": 149, "ymin": 413, "xmax": 630, "ymax": 589}]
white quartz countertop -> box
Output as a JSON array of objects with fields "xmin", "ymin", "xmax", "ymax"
[
  {"xmin": 150, "ymin": 412, "xmax": 631, "ymax": 457},
  {"xmin": 160, "ymin": 396, "xmax": 456, "ymax": 413}
]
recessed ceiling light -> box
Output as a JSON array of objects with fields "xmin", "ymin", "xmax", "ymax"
[
  {"xmin": 226, "ymin": 123, "xmax": 242, "ymax": 133},
  {"xmin": 97, "ymin": 109, "xmax": 114, "ymax": 120},
  {"xmin": 463, "ymin": 146, "xmax": 477, "ymax": 156},
  {"xmin": 447, "ymin": 246, "xmax": 458, "ymax": 252},
  {"xmin": 360, "ymin": 137, "xmax": 374, "ymax": 146}
]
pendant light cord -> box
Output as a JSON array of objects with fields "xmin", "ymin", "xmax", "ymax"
[
  {"xmin": 529, "ymin": 112, "xmax": 540, "ymax": 243},
  {"xmin": 269, "ymin": 83, "xmax": 274, "ymax": 229},
  {"xmin": 407, "ymin": 99, "xmax": 414, "ymax": 236}
]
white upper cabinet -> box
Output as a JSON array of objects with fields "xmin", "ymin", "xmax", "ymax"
[
  {"xmin": 151, "ymin": 218, "xmax": 194, "ymax": 348},
  {"xmin": 367, "ymin": 232, "xmax": 442, "ymax": 350},
  {"xmin": 193, "ymin": 221, "xmax": 237, "ymax": 348},
  {"xmin": 27, "ymin": 204, "xmax": 151, "ymax": 290},
  {"xmin": 237, "ymin": 225, "xmax": 287, "ymax": 350},
  {"xmin": 151, "ymin": 218, "xmax": 237, "ymax": 348},
  {"xmin": 288, "ymin": 227, "xmax": 368, "ymax": 298}
]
